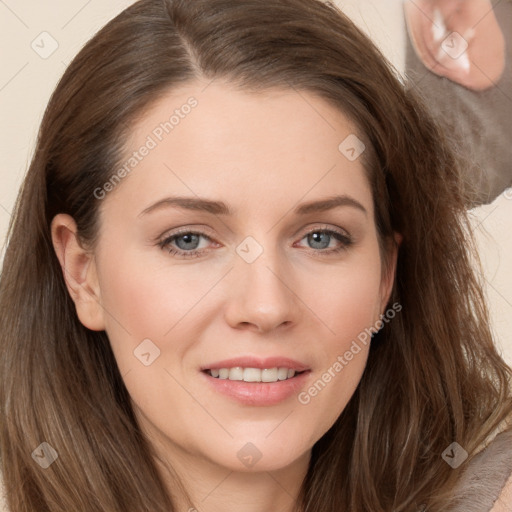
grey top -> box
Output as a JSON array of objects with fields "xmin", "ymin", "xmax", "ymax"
[{"xmin": 447, "ymin": 426, "xmax": 512, "ymax": 511}]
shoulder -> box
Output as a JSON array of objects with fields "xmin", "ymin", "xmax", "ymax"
[
  {"xmin": 490, "ymin": 471, "xmax": 512, "ymax": 512},
  {"xmin": 449, "ymin": 427, "xmax": 512, "ymax": 512}
]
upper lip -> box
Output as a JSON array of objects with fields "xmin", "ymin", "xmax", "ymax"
[{"xmin": 201, "ymin": 356, "xmax": 310, "ymax": 372}]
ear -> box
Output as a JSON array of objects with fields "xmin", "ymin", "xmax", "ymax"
[
  {"xmin": 50, "ymin": 214, "xmax": 106, "ymax": 331},
  {"xmin": 403, "ymin": 0, "xmax": 505, "ymax": 91},
  {"xmin": 379, "ymin": 231, "xmax": 402, "ymax": 314}
]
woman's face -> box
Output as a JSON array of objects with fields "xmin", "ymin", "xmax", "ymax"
[{"xmin": 78, "ymin": 80, "xmax": 396, "ymax": 473}]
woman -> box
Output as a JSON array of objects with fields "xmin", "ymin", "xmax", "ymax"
[{"xmin": 0, "ymin": 0, "xmax": 511, "ymax": 510}]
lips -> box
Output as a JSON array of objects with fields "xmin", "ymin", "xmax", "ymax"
[
  {"xmin": 200, "ymin": 356, "xmax": 310, "ymax": 373},
  {"xmin": 200, "ymin": 356, "xmax": 311, "ymax": 406},
  {"xmin": 201, "ymin": 370, "xmax": 311, "ymax": 406}
]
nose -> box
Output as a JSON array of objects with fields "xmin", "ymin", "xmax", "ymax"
[{"xmin": 223, "ymin": 243, "xmax": 301, "ymax": 334}]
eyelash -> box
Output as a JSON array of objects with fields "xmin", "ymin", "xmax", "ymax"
[{"xmin": 157, "ymin": 227, "xmax": 353, "ymax": 259}]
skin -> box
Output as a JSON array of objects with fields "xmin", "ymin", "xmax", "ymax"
[
  {"xmin": 494, "ymin": 472, "xmax": 512, "ymax": 512},
  {"xmin": 51, "ymin": 79, "xmax": 399, "ymax": 512},
  {"xmin": 404, "ymin": 0, "xmax": 505, "ymax": 91}
]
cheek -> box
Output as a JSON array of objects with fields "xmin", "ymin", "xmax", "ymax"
[
  {"xmin": 329, "ymin": 268, "xmax": 382, "ymax": 328},
  {"xmin": 94, "ymin": 247, "xmax": 216, "ymax": 375},
  {"xmin": 294, "ymin": 250, "xmax": 383, "ymax": 436},
  {"xmin": 305, "ymin": 247, "xmax": 384, "ymax": 347}
]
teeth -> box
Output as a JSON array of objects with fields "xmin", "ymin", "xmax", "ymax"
[
  {"xmin": 207, "ymin": 367, "xmax": 298, "ymax": 382},
  {"xmin": 278, "ymin": 367, "xmax": 289, "ymax": 380},
  {"xmin": 244, "ymin": 368, "xmax": 262, "ymax": 382},
  {"xmin": 262, "ymin": 368, "xmax": 278, "ymax": 382},
  {"xmin": 229, "ymin": 367, "xmax": 244, "ymax": 380}
]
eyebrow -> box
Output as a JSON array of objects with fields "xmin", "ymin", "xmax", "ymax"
[{"xmin": 138, "ymin": 194, "xmax": 367, "ymax": 217}]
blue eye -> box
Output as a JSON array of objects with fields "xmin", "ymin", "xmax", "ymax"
[
  {"xmin": 158, "ymin": 231, "xmax": 211, "ymax": 259},
  {"xmin": 298, "ymin": 229, "xmax": 352, "ymax": 254},
  {"xmin": 170, "ymin": 233, "xmax": 202, "ymax": 251},
  {"xmin": 158, "ymin": 227, "xmax": 352, "ymax": 259}
]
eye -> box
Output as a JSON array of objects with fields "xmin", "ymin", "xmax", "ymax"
[
  {"xmin": 157, "ymin": 226, "xmax": 353, "ymax": 259},
  {"xmin": 295, "ymin": 227, "xmax": 353, "ymax": 255},
  {"xmin": 158, "ymin": 230, "xmax": 215, "ymax": 259}
]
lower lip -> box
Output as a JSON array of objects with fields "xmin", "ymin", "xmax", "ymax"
[{"xmin": 201, "ymin": 370, "xmax": 311, "ymax": 406}]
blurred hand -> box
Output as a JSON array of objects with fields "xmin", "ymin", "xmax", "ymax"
[{"xmin": 404, "ymin": 0, "xmax": 505, "ymax": 90}]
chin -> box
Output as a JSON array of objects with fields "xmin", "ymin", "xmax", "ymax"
[{"xmin": 202, "ymin": 438, "xmax": 311, "ymax": 473}]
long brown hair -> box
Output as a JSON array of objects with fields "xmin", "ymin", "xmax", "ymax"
[{"xmin": 1, "ymin": 0, "xmax": 511, "ymax": 510}]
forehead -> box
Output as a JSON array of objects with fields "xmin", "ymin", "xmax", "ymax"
[{"xmin": 103, "ymin": 79, "xmax": 374, "ymax": 220}]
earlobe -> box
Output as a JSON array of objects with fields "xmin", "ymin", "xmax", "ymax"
[{"xmin": 50, "ymin": 214, "xmax": 105, "ymax": 331}]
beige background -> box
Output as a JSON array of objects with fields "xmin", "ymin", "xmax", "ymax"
[{"xmin": 1, "ymin": 0, "xmax": 511, "ymax": 365}]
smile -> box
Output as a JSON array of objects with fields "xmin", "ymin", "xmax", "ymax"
[{"xmin": 204, "ymin": 367, "xmax": 304, "ymax": 382}]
